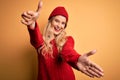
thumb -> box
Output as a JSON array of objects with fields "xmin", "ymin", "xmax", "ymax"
[
  {"xmin": 85, "ymin": 50, "xmax": 96, "ymax": 57},
  {"xmin": 36, "ymin": 0, "xmax": 43, "ymax": 13}
]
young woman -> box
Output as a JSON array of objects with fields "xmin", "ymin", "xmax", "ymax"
[{"xmin": 21, "ymin": 1, "xmax": 104, "ymax": 80}]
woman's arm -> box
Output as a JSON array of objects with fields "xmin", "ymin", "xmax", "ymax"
[
  {"xmin": 61, "ymin": 36, "xmax": 81, "ymax": 70},
  {"xmin": 21, "ymin": 1, "xmax": 43, "ymax": 49},
  {"xmin": 61, "ymin": 36, "xmax": 104, "ymax": 78},
  {"xmin": 28, "ymin": 22, "xmax": 44, "ymax": 49}
]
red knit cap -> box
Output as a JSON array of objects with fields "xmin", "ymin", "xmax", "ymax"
[{"xmin": 48, "ymin": 6, "xmax": 68, "ymax": 22}]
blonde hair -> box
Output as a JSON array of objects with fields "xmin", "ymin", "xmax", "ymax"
[{"xmin": 38, "ymin": 20, "xmax": 67, "ymax": 57}]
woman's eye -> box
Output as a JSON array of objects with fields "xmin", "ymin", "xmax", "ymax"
[
  {"xmin": 62, "ymin": 22, "xmax": 65, "ymax": 25},
  {"xmin": 55, "ymin": 19, "xmax": 59, "ymax": 23}
]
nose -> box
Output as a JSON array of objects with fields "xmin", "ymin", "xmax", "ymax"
[
  {"xmin": 57, "ymin": 22, "xmax": 61, "ymax": 28},
  {"xmin": 57, "ymin": 22, "xmax": 64, "ymax": 29}
]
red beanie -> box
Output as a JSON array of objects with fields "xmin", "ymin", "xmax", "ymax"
[{"xmin": 48, "ymin": 6, "xmax": 68, "ymax": 22}]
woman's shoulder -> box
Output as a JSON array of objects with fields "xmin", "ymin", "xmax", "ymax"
[
  {"xmin": 66, "ymin": 36, "xmax": 75, "ymax": 44},
  {"xmin": 66, "ymin": 36, "xmax": 74, "ymax": 41},
  {"xmin": 62, "ymin": 36, "xmax": 75, "ymax": 48}
]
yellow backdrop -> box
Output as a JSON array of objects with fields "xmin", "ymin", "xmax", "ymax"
[{"xmin": 0, "ymin": 0, "xmax": 120, "ymax": 80}]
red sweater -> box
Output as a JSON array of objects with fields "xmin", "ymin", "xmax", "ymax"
[{"xmin": 28, "ymin": 22, "xmax": 80, "ymax": 80}]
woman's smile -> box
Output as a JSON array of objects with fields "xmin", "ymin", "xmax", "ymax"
[{"xmin": 54, "ymin": 26, "xmax": 61, "ymax": 32}]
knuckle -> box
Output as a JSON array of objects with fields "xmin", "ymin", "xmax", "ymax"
[{"xmin": 21, "ymin": 12, "xmax": 27, "ymax": 17}]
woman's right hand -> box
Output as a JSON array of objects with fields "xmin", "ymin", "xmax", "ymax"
[{"xmin": 21, "ymin": 0, "xmax": 43, "ymax": 29}]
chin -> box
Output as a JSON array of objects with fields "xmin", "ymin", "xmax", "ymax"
[{"xmin": 54, "ymin": 32, "xmax": 60, "ymax": 36}]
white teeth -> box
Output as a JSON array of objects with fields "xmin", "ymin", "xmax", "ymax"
[{"xmin": 56, "ymin": 28, "xmax": 59, "ymax": 30}]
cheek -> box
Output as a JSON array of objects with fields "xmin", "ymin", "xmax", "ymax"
[
  {"xmin": 61, "ymin": 28, "xmax": 64, "ymax": 31},
  {"xmin": 62, "ymin": 26, "xmax": 65, "ymax": 29},
  {"xmin": 59, "ymin": 29, "xmax": 64, "ymax": 34},
  {"xmin": 51, "ymin": 23, "xmax": 54, "ymax": 28},
  {"xmin": 51, "ymin": 21, "xmax": 57, "ymax": 27}
]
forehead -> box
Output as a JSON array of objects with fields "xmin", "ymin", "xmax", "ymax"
[{"xmin": 53, "ymin": 15, "xmax": 67, "ymax": 22}]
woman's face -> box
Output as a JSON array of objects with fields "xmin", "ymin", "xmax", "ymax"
[{"xmin": 51, "ymin": 15, "xmax": 67, "ymax": 36}]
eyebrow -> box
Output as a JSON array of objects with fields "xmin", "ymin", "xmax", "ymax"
[{"xmin": 55, "ymin": 17, "xmax": 66, "ymax": 23}]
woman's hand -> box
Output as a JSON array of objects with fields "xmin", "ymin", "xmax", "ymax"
[
  {"xmin": 21, "ymin": 0, "xmax": 43, "ymax": 29},
  {"xmin": 77, "ymin": 50, "xmax": 104, "ymax": 78}
]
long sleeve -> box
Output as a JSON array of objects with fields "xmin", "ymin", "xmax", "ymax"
[
  {"xmin": 61, "ymin": 36, "xmax": 81, "ymax": 70},
  {"xmin": 28, "ymin": 22, "xmax": 44, "ymax": 49}
]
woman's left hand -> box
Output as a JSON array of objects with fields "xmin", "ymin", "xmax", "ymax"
[{"xmin": 77, "ymin": 50, "xmax": 104, "ymax": 78}]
